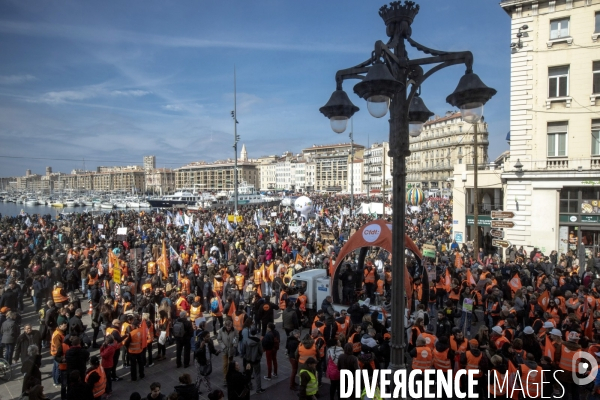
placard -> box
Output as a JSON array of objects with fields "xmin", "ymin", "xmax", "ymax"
[
  {"xmin": 454, "ymin": 232, "xmax": 463, "ymax": 243},
  {"xmin": 97, "ymin": 224, "xmax": 104, "ymax": 230},
  {"xmin": 116, "ymin": 227, "xmax": 128, "ymax": 235},
  {"xmin": 462, "ymin": 298, "xmax": 474, "ymax": 312},
  {"xmin": 113, "ymin": 266, "xmax": 121, "ymax": 284},
  {"xmin": 422, "ymin": 244, "xmax": 436, "ymax": 258},
  {"xmin": 271, "ymin": 212, "xmax": 277, "ymax": 217}
]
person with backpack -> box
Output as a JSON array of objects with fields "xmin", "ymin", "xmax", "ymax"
[
  {"xmin": 173, "ymin": 310, "xmax": 193, "ymax": 368},
  {"xmin": 210, "ymin": 292, "xmax": 224, "ymax": 336},
  {"xmin": 194, "ymin": 330, "xmax": 220, "ymax": 395},
  {"xmin": 326, "ymin": 338, "xmax": 343, "ymax": 400},
  {"xmin": 261, "ymin": 323, "xmax": 280, "ymax": 381},
  {"xmin": 243, "ymin": 327, "xmax": 265, "ymax": 394}
]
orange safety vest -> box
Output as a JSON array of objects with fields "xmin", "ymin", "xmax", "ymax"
[
  {"xmin": 558, "ymin": 345, "xmax": 577, "ymax": 372},
  {"xmin": 420, "ymin": 333, "xmax": 436, "ymax": 350},
  {"xmin": 384, "ymin": 271, "xmax": 392, "ymax": 284},
  {"xmin": 180, "ymin": 278, "xmax": 191, "ymax": 294},
  {"xmin": 147, "ymin": 261, "xmax": 156, "ymax": 275},
  {"xmin": 147, "ymin": 323, "xmax": 154, "ymax": 345},
  {"xmin": 298, "ymin": 294, "xmax": 307, "ymax": 312},
  {"xmin": 253, "ymin": 269, "xmax": 263, "ymax": 285},
  {"xmin": 213, "ymin": 278, "xmax": 224, "ymax": 293},
  {"xmin": 85, "ymin": 366, "xmax": 106, "ymax": 398},
  {"xmin": 128, "ymin": 328, "xmax": 143, "ymax": 354},
  {"xmin": 376, "ymin": 280, "xmax": 385, "ymax": 295},
  {"xmin": 279, "ymin": 291, "xmax": 288, "ymax": 310},
  {"xmin": 521, "ymin": 363, "xmax": 543, "ymax": 397},
  {"xmin": 52, "ymin": 287, "xmax": 69, "ymax": 304},
  {"xmin": 232, "ymin": 313, "xmax": 245, "ymax": 332},
  {"xmin": 298, "ymin": 343, "xmax": 317, "ymax": 364},
  {"xmin": 235, "ymin": 275, "xmax": 245, "ymax": 290},
  {"xmin": 121, "ymin": 322, "xmax": 130, "ymax": 337},
  {"xmin": 88, "ymin": 275, "xmax": 98, "ymax": 286},
  {"xmin": 190, "ymin": 305, "xmax": 202, "ymax": 321},
  {"xmin": 450, "ymin": 337, "xmax": 468, "ymax": 354},
  {"xmin": 51, "ymin": 330, "xmax": 65, "ymax": 356},
  {"xmin": 465, "ymin": 351, "xmax": 483, "ymax": 377},
  {"xmin": 176, "ymin": 297, "xmax": 187, "ymax": 315},
  {"xmin": 350, "ymin": 333, "xmax": 362, "ymax": 353},
  {"xmin": 335, "ymin": 321, "xmax": 347, "ymax": 338},
  {"xmin": 412, "ymin": 346, "xmax": 433, "ymax": 371},
  {"xmin": 364, "ymin": 268, "xmax": 375, "ymax": 284},
  {"xmin": 487, "ymin": 369, "xmax": 507, "ymax": 397},
  {"xmin": 494, "ymin": 335, "xmax": 510, "ymax": 350},
  {"xmin": 58, "ymin": 343, "xmax": 69, "ymax": 371},
  {"xmin": 141, "ymin": 283, "xmax": 152, "ymax": 293},
  {"xmin": 432, "ymin": 348, "xmax": 451, "ymax": 372}
]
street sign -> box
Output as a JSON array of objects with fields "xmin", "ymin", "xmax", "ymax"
[
  {"xmin": 492, "ymin": 239, "xmax": 511, "ymax": 248},
  {"xmin": 491, "ymin": 211, "xmax": 515, "ymax": 219},
  {"xmin": 490, "ymin": 229, "xmax": 504, "ymax": 239},
  {"xmin": 491, "ymin": 220, "xmax": 515, "ymax": 228}
]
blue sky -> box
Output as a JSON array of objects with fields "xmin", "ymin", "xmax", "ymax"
[{"xmin": 0, "ymin": 0, "xmax": 511, "ymax": 177}]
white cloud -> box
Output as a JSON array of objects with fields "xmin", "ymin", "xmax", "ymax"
[
  {"xmin": 0, "ymin": 74, "xmax": 36, "ymax": 85},
  {"xmin": 162, "ymin": 104, "xmax": 183, "ymax": 111},
  {"xmin": 110, "ymin": 89, "xmax": 151, "ymax": 97},
  {"xmin": 34, "ymin": 86, "xmax": 151, "ymax": 104}
]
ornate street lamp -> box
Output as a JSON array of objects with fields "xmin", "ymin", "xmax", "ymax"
[{"xmin": 320, "ymin": 1, "xmax": 496, "ymax": 371}]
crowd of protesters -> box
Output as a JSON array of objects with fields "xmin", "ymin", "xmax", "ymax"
[{"xmin": 1, "ymin": 192, "xmax": 599, "ymax": 400}]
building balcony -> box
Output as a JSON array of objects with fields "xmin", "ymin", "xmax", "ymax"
[{"xmin": 503, "ymin": 157, "xmax": 600, "ymax": 172}]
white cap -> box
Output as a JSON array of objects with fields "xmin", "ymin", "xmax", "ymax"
[
  {"xmin": 492, "ymin": 326, "xmax": 503, "ymax": 335},
  {"xmin": 523, "ymin": 326, "xmax": 534, "ymax": 335},
  {"xmin": 543, "ymin": 321, "xmax": 554, "ymax": 329},
  {"xmin": 550, "ymin": 328, "xmax": 562, "ymax": 337}
]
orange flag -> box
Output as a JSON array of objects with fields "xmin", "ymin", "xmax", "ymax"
[
  {"xmin": 295, "ymin": 253, "xmax": 304, "ymax": 264},
  {"xmin": 227, "ymin": 301, "xmax": 237, "ymax": 317},
  {"xmin": 584, "ymin": 313, "xmax": 594, "ymax": 340},
  {"xmin": 466, "ymin": 269, "xmax": 477, "ymax": 286},
  {"xmin": 538, "ymin": 290, "xmax": 549, "ymax": 312},
  {"xmin": 455, "ymin": 252, "xmax": 463, "ymax": 269},
  {"xmin": 157, "ymin": 240, "xmax": 169, "ymax": 280},
  {"xmin": 544, "ymin": 336, "xmax": 555, "ymax": 360},
  {"xmin": 509, "ymin": 275, "xmax": 522, "ymax": 294}
]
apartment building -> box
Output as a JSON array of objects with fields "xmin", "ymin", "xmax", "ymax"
[
  {"xmin": 498, "ymin": 0, "xmax": 600, "ymax": 255},
  {"xmin": 407, "ymin": 112, "xmax": 489, "ymax": 190},
  {"xmin": 175, "ymin": 160, "xmax": 258, "ymax": 192},
  {"xmin": 363, "ymin": 142, "xmax": 392, "ymax": 195}
]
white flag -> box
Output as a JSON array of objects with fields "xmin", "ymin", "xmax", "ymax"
[
  {"xmin": 226, "ymin": 220, "xmax": 234, "ymax": 232},
  {"xmin": 208, "ymin": 221, "xmax": 215, "ymax": 233},
  {"xmin": 25, "ymin": 217, "xmax": 31, "ymax": 227}
]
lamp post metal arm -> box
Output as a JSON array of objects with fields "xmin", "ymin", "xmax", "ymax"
[
  {"xmin": 374, "ymin": 40, "xmax": 402, "ymax": 66},
  {"xmin": 335, "ymin": 67, "xmax": 370, "ymax": 90},
  {"xmin": 405, "ymin": 58, "xmax": 470, "ymax": 108}
]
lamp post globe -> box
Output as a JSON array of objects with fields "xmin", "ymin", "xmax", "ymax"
[
  {"xmin": 319, "ymin": 89, "xmax": 359, "ymax": 133},
  {"xmin": 446, "ymin": 71, "xmax": 497, "ymax": 123}
]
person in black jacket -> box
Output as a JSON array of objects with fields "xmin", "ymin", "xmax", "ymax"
[
  {"xmin": 65, "ymin": 336, "xmax": 90, "ymax": 386},
  {"xmin": 175, "ymin": 311, "xmax": 193, "ymax": 368},
  {"xmin": 261, "ymin": 323, "xmax": 280, "ymax": 380},
  {"xmin": 194, "ymin": 330, "xmax": 221, "ymax": 394},
  {"xmin": 0, "ymin": 281, "xmax": 19, "ymax": 311},
  {"xmin": 286, "ymin": 329, "xmax": 301, "ymax": 391},
  {"xmin": 225, "ymin": 361, "xmax": 252, "ymax": 400},
  {"xmin": 256, "ymin": 296, "xmax": 279, "ymax": 337},
  {"xmin": 174, "ymin": 373, "xmax": 199, "ymax": 400},
  {"xmin": 14, "ymin": 324, "xmax": 42, "ymax": 363}
]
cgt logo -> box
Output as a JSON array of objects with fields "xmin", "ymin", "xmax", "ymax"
[{"xmin": 362, "ymin": 224, "xmax": 381, "ymax": 243}]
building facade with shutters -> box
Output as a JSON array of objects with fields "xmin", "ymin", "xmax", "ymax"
[
  {"xmin": 500, "ymin": 0, "xmax": 600, "ymax": 256},
  {"xmin": 407, "ymin": 112, "xmax": 488, "ymax": 192}
]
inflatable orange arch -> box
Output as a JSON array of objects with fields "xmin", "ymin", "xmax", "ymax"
[{"xmin": 329, "ymin": 219, "xmax": 423, "ymax": 306}]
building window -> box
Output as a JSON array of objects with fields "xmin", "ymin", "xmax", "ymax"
[
  {"xmin": 594, "ymin": 61, "xmax": 600, "ymax": 94},
  {"xmin": 547, "ymin": 122, "xmax": 568, "ymax": 157},
  {"xmin": 550, "ymin": 17, "xmax": 569, "ymax": 39},
  {"xmin": 548, "ymin": 66, "xmax": 569, "ymax": 98},
  {"xmin": 593, "ymin": 120, "xmax": 600, "ymax": 156},
  {"xmin": 596, "ymin": 12, "xmax": 600, "ymax": 33}
]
